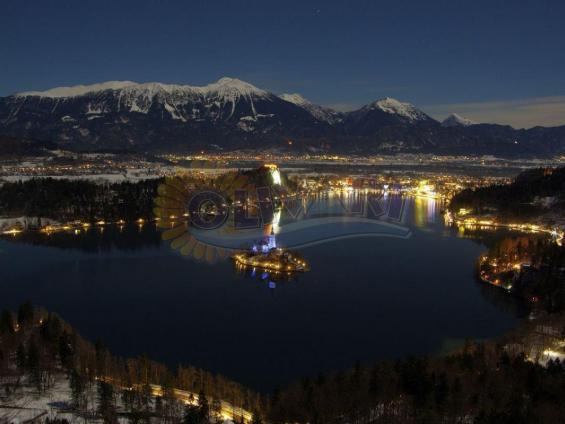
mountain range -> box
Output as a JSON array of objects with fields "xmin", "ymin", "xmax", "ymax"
[{"xmin": 1, "ymin": 77, "xmax": 564, "ymax": 156}]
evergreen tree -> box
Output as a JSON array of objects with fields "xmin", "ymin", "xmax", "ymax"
[
  {"xmin": 16, "ymin": 343, "xmax": 26, "ymax": 373},
  {"xmin": 70, "ymin": 369, "xmax": 86, "ymax": 410},
  {"xmin": 183, "ymin": 404, "xmax": 200, "ymax": 424},
  {"xmin": 434, "ymin": 372, "xmax": 449, "ymax": 409},
  {"xmin": 251, "ymin": 411, "xmax": 263, "ymax": 424},
  {"xmin": 155, "ymin": 395, "xmax": 163, "ymax": 416},
  {"xmin": 27, "ymin": 340, "xmax": 42, "ymax": 391},
  {"xmin": 95, "ymin": 339, "xmax": 108, "ymax": 376},
  {"xmin": 140, "ymin": 382, "xmax": 152, "ymax": 412},
  {"xmin": 58, "ymin": 331, "xmax": 74, "ymax": 370},
  {"xmin": 97, "ymin": 380, "xmax": 117, "ymax": 423},
  {"xmin": 368, "ymin": 365, "xmax": 380, "ymax": 397},
  {"xmin": 197, "ymin": 389, "xmax": 210, "ymax": 422},
  {"xmin": 211, "ymin": 398, "xmax": 222, "ymax": 422},
  {"xmin": 40, "ymin": 313, "xmax": 62, "ymax": 343}
]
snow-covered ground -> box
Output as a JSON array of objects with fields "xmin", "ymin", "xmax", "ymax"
[
  {"xmin": 0, "ymin": 172, "xmax": 163, "ymax": 184},
  {"xmin": 0, "ymin": 377, "xmax": 82, "ymax": 423},
  {"xmin": 0, "ymin": 375, "xmax": 240, "ymax": 423},
  {"xmin": 0, "ymin": 216, "xmax": 60, "ymax": 232}
]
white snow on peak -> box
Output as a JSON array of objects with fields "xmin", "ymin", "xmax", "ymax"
[
  {"xmin": 368, "ymin": 97, "xmax": 429, "ymax": 121},
  {"xmin": 15, "ymin": 77, "xmax": 269, "ymax": 99},
  {"xmin": 14, "ymin": 77, "xmax": 272, "ymax": 121},
  {"xmin": 203, "ymin": 77, "xmax": 268, "ymax": 98},
  {"xmin": 279, "ymin": 93, "xmax": 311, "ymax": 106},
  {"xmin": 17, "ymin": 81, "xmax": 139, "ymax": 98},
  {"xmin": 442, "ymin": 113, "xmax": 475, "ymax": 127},
  {"xmin": 280, "ymin": 92, "xmax": 340, "ymax": 124}
]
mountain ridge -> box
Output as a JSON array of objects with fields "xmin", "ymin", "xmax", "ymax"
[
  {"xmin": 2, "ymin": 78, "xmax": 565, "ymax": 156},
  {"xmin": 16, "ymin": 77, "xmax": 269, "ymax": 98}
]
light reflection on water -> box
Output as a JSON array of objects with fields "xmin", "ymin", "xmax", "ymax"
[{"xmin": 407, "ymin": 196, "xmax": 441, "ymax": 230}]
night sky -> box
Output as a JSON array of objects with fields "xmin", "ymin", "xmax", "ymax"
[{"xmin": 1, "ymin": 0, "xmax": 564, "ymax": 127}]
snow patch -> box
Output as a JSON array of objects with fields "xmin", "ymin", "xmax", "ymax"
[
  {"xmin": 237, "ymin": 121, "xmax": 255, "ymax": 132},
  {"xmin": 86, "ymin": 104, "xmax": 104, "ymax": 114},
  {"xmin": 280, "ymin": 93, "xmax": 341, "ymax": 124},
  {"xmin": 128, "ymin": 100, "xmax": 148, "ymax": 114},
  {"xmin": 164, "ymin": 102, "xmax": 187, "ymax": 121}
]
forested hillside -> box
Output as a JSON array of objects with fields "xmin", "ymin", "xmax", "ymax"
[
  {"xmin": 0, "ymin": 302, "xmax": 264, "ymax": 423},
  {"xmin": 0, "ymin": 178, "xmax": 161, "ymax": 222},
  {"xmin": 450, "ymin": 167, "xmax": 565, "ymax": 218}
]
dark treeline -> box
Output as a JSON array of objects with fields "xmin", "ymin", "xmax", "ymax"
[
  {"xmin": 0, "ymin": 178, "xmax": 162, "ymax": 222},
  {"xmin": 0, "ymin": 168, "xmax": 297, "ymax": 225},
  {"xmin": 450, "ymin": 166, "xmax": 565, "ymax": 218},
  {"xmin": 0, "ymin": 302, "xmax": 265, "ymax": 423},
  {"xmin": 269, "ymin": 341, "xmax": 565, "ymax": 423}
]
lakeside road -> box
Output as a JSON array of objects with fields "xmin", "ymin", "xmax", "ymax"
[
  {"xmin": 102, "ymin": 377, "xmax": 255, "ymax": 423},
  {"xmin": 149, "ymin": 384, "xmax": 253, "ymax": 423}
]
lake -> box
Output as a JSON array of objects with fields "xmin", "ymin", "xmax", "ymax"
[{"xmin": 0, "ymin": 196, "xmax": 524, "ymax": 392}]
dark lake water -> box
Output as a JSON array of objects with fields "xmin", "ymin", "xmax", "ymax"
[{"xmin": 0, "ymin": 196, "xmax": 524, "ymax": 392}]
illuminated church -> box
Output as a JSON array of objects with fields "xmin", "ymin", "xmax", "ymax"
[{"xmin": 251, "ymin": 228, "xmax": 277, "ymax": 254}]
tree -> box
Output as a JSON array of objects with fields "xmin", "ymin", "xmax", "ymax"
[
  {"xmin": 27, "ymin": 340, "xmax": 42, "ymax": 391},
  {"xmin": 139, "ymin": 382, "xmax": 152, "ymax": 413},
  {"xmin": 434, "ymin": 372, "xmax": 449, "ymax": 409},
  {"xmin": 396, "ymin": 356, "xmax": 432, "ymax": 406},
  {"xmin": 97, "ymin": 380, "xmax": 117, "ymax": 423},
  {"xmin": 58, "ymin": 331, "xmax": 74, "ymax": 370},
  {"xmin": 183, "ymin": 404, "xmax": 200, "ymax": 424},
  {"xmin": 251, "ymin": 410, "xmax": 264, "ymax": 424},
  {"xmin": 16, "ymin": 342, "xmax": 26, "ymax": 373},
  {"xmin": 70, "ymin": 369, "xmax": 86, "ymax": 410},
  {"xmin": 368, "ymin": 365, "xmax": 380, "ymax": 398},
  {"xmin": 95, "ymin": 339, "xmax": 108, "ymax": 376},
  {"xmin": 155, "ymin": 395, "xmax": 163, "ymax": 416},
  {"xmin": 40, "ymin": 313, "xmax": 62, "ymax": 343},
  {"xmin": 211, "ymin": 398, "xmax": 222, "ymax": 422},
  {"xmin": 197, "ymin": 389, "xmax": 210, "ymax": 422}
]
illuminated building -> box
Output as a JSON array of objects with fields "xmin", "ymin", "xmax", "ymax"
[
  {"xmin": 267, "ymin": 227, "xmax": 277, "ymax": 250},
  {"xmin": 263, "ymin": 163, "xmax": 282, "ymax": 185},
  {"xmin": 233, "ymin": 228, "xmax": 308, "ymax": 273}
]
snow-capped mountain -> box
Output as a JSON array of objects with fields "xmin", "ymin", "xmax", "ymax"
[
  {"xmin": 442, "ymin": 113, "xmax": 475, "ymax": 127},
  {"xmin": 0, "ymin": 78, "xmax": 334, "ymax": 149},
  {"xmin": 17, "ymin": 81, "xmax": 140, "ymax": 98},
  {"xmin": 17, "ymin": 77, "xmax": 268, "ymax": 98},
  {"xmin": 279, "ymin": 93, "xmax": 342, "ymax": 124},
  {"xmin": 369, "ymin": 97, "xmax": 431, "ymax": 122},
  {"xmin": 342, "ymin": 97, "xmax": 437, "ymax": 143},
  {"xmin": 14, "ymin": 78, "xmax": 275, "ymax": 122},
  {"xmin": 1, "ymin": 78, "xmax": 565, "ymax": 155}
]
